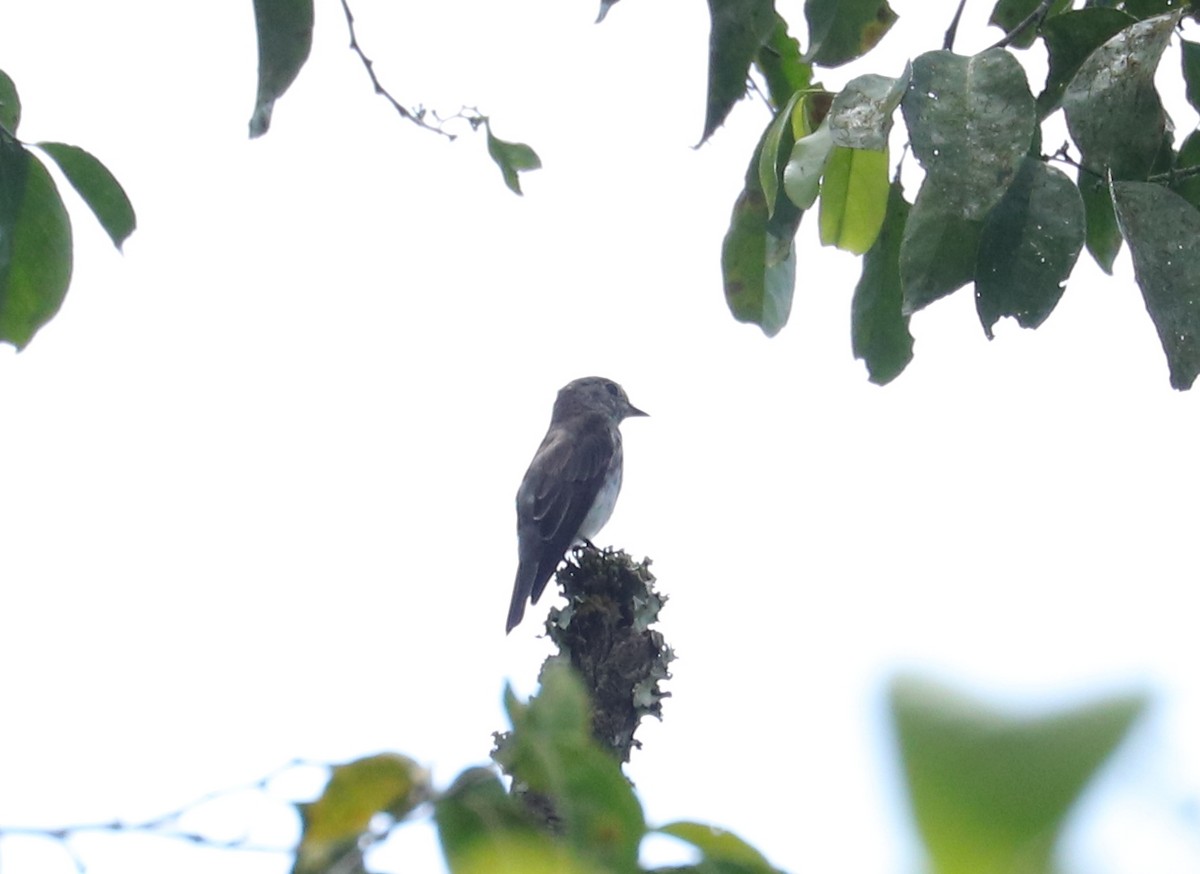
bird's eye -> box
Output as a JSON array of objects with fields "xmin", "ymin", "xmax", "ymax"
[{"xmin": 605, "ymin": 382, "xmax": 620, "ymax": 398}]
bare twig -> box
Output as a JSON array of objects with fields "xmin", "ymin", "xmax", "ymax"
[
  {"xmin": 989, "ymin": 0, "xmax": 1056, "ymax": 50},
  {"xmin": 339, "ymin": 0, "xmax": 471, "ymax": 140},
  {"xmin": 943, "ymin": 0, "xmax": 969, "ymax": 51}
]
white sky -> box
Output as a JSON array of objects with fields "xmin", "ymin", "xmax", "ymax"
[{"xmin": 2, "ymin": 1, "xmax": 1200, "ymax": 873}]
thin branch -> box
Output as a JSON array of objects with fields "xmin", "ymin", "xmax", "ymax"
[
  {"xmin": 339, "ymin": 0, "xmax": 465, "ymax": 140},
  {"xmin": 989, "ymin": 0, "xmax": 1056, "ymax": 50},
  {"xmin": 1149, "ymin": 164, "xmax": 1200, "ymax": 184},
  {"xmin": 943, "ymin": 0, "xmax": 969, "ymax": 51}
]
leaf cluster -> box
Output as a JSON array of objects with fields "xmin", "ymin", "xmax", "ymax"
[{"xmin": 703, "ymin": 0, "xmax": 1200, "ymax": 388}]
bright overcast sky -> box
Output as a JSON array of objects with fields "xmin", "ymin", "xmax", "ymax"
[{"xmin": 2, "ymin": 1, "xmax": 1200, "ymax": 873}]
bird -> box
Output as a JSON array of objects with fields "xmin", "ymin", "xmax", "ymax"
[{"xmin": 506, "ymin": 376, "xmax": 647, "ymax": 633}]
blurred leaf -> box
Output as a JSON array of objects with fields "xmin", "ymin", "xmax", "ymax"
[
  {"xmin": 496, "ymin": 661, "xmax": 646, "ymax": 871},
  {"xmin": 659, "ymin": 821, "xmax": 778, "ymax": 872},
  {"xmin": 37, "ymin": 142, "xmax": 135, "ymax": 250},
  {"xmin": 759, "ymin": 90, "xmax": 805, "ymax": 216},
  {"xmin": 485, "ymin": 123, "xmax": 542, "ymax": 195},
  {"xmin": 975, "ymin": 158, "xmax": 1084, "ymax": 338},
  {"xmin": 0, "ymin": 69, "xmax": 19, "ymax": 134},
  {"xmin": 753, "ymin": 14, "xmax": 811, "ymax": 110},
  {"xmin": 294, "ymin": 753, "xmax": 430, "ymax": 874},
  {"xmin": 724, "ymin": 127, "xmax": 803, "ymax": 336},
  {"xmin": 852, "ymin": 182, "xmax": 913, "ymax": 385},
  {"xmin": 1124, "ymin": 0, "xmax": 1192, "ymax": 16},
  {"xmin": 891, "ymin": 675, "xmax": 1147, "ymax": 874},
  {"xmin": 818, "ymin": 145, "xmax": 888, "ymax": 254},
  {"xmin": 902, "ymin": 49, "xmax": 1035, "ymax": 220},
  {"xmin": 1062, "ymin": 12, "xmax": 1176, "ymax": 180},
  {"xmin": 987, "ymin": 0, "xmax": 1071, "ymax": 50},
  {"xmin": 804, "ymin": 0, "xmax": 898, "ymax": 68},
  {"xmin": 1112, "ymin": 180, "xmax": 1200, "ymax": 390},
  {"xmin": 828, "ymin": 67, "xmax": 909, "ymax": 151},
  {"xmin": 1037, "ymin": 8, "xmax": 1134, "ymax": 117},
  {"xmin": 899, "ymin": 184, "xmax": 984, "ymax": 314},
  {"xmin": 0, "ymin": 140, "xmax": 72, "ymax": 350},
  {"xmin": 436, "ymin": 768, "xmax": 601, "ymax": 874},
  {"xmin": 783, "ymin": 121, "xmax": 833, "ymax": 210},
  {"xmin": 249, "ymin": 0, "xmax": 314, "ymax": 137},
  {"xmin": 1079, "ymin": 169, "xmax": 1121, "ymax": 273},
  {"xmin": 702, "ymin": 0, "xmax": 776, "ymax": 144}
]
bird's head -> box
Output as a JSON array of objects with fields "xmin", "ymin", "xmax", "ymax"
[{"xmin": 555, "ymin": 376, "xmax": 648, "ymax": 422}]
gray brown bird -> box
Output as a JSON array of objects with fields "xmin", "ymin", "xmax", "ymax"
[{"xmin": 506, "ymin": 377, "xmax": 647, "ymax": 633}]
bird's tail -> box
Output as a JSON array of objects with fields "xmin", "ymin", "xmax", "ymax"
[{"xmin": 506, "ymin": 562, "xmax": 534, "ymax": 633}]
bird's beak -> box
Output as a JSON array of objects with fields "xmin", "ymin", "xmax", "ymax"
[{"xmin": 627, "ymin": 403, "xmax": 649, "ymax": 418}]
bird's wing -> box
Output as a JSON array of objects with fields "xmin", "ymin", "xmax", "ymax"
[{"xmin": 514, "ymin": 414, "xmax": 616, "ymax": 609}]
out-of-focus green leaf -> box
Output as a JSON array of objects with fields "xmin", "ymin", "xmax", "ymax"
[
  {"xmin": 804, "ymin": 0, "xmax": 898, "ymax": 68},
  {"xmin": 828, "ymin": 67, "xmax": 909, "ymax": 151},
  {"xmin": 891, "ymin": 675, "xmax": 1147, "ymax": 874},
  {"xmin": 36, "ymin": 142, "xmax": 135, "ymax": 250},
  {"xmin": 702, "ymin": 0, "xmax": 776, "ymax": 144},
  {"xmin": 975, "ymin": 158, "xmax": 1085, "ymax": 338},
  {"xmin": 435, "ymin": 768, "xmax": 600, "ymax": 874},
  {"xmin": 759, "ymin": 90, "xmax": 805, "ymax": 217},
  {"xmin": 1062, "ymin": 12, "xmax": 1176, "ymax": 180},
  {"xmin": 753, "ymin": 14, "xmax": 811, "ymax": 110},
  {"xmin": 249, "ymin": 0, "xmax": 314, "ymax": 137},
  {"xmin": 496, "ymin": 661, "xmax": 646, "ymax": 872},
  {"xmin": 1079, "ymin": 170, "xmax": 1121, "ymax": 272},
  {"xmin": 902, "ymin": 49, "xmax": 1035, "ymax": 220},
  {"xmin": 852, "ymin": 182, "xmax": 913, "ymax": 385},
  {"xmin": 658, "ymin": 821, "xmax": 778, "ymax": 872},
  {"xmin": 987, "ymin": 0, "xmax": 1071, "ymax": 50},
  {"xmin": 899, "ymin": 185, "xmax": 983, "ymax": 314},
  {"xmin": 293, "ymin": 754, "xmax": 430, "ymax": 874},
  {"xmin": 0, "ymin": 69, "xmax": 20, "ymax": 134},
  {"xmin": 0, "ymin": 142, "xmax": 72, "ymax": 350},
  {"xmin": 724, "ymin": 127, "xmax": 803, "ymax": 336},
  {"xmin": 1112, "ymin": 180, "xmax": 1200, "ymax": 390},
  {"xmin": 1037, "ymin": 9, "xmax": 1134, "ymax": 117},
  {"xmin": 1182, "ymin": 39, "xmax": 1200, "ymax": 113},
  {"xmin": 484, "ymin": 122, "xmax": 542, "ymax": 196},
  {"xmin": 783, "ymin": 121, "xmax": 833, "ymax": 210},
  {"xmin": 818, "ymin": 145, "xmax": 888, "ymax": 254}
]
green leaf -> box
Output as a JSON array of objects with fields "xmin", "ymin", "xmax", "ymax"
[
  {"xmin": 818, "ymin": 145, "xmax": 888, "ymax": 254},
  {"xmin": 1112, "ymin": 180, "xmax": 1200, "ymax": 390},
  {"xmin": 852, "ymin": 182, "xmax": 913, "ymax": 385},
  {"xmin": 782, "ymin": 121, "xmax": 833, "ymax": 210},
  {"xmin": 759, "ymin": 90, "xmax": 805, "ymax": 217},
  {"xmin": 249, "ymin": 0, "xmax": 314, "ymax": 138},
  {"xmin": 1182, "ymin": 39, "xmax": 1200, "ymax": 114},
  {"xmin": 293, "ymin": 753, "xmax": 430, "ymax": 874},
  {"xmin": 702, "ymin": 0, "xmax": 777, "ymax": 144},
  {"xmin": 1036, "ymin": 9, "xmax": 1136, "ymax": 118},
  {"xmin": 891, "ymin": 675, "xmax": 1146, "ymax": 874},
  {"xmin": 36, "ymin": 142, "xmax": 135, "ymax": 250},
  {"xmin": 1078, "ymin": 169, "xmax": 1121, "ymax": 273},
  {"xmin": 484, "ymin": 122, "xmax": 542, "ymax": 196},
  {"xmin": 804, "ymin": 0, "xmax": 898, "ymax": 68},
  {"xmin": 495, "ymin": 661, "xmax": 646, "ymax": 871},
  {"xmin": 975, "ymin": 158, "xmax": 1084, "ymax": 338},
  {"xmin": 724, "ymin": 126, "xmax": 804, "ymax": 336},
  {"xmin": 902, "ymin": 49, "xmax": 1035, "ymax": 220},
  {"xmin": 987, "ymin": 0, "xmax": 1071, "ymax": 50},
  {"xmin": 435, "ymin": 768, "xmax": 601, "ymax": 874},
  {"xmin": 899, "ymin": 184, "xmax": 983, "ymax": 314},
  {"xmin": 1169, "ymin": 130, "xmax": 1200, "ymax": 211},
  {"xmin": 0, "ymin": 69, "xmax": 20, "ymax": 134},
  {"xmin": 752, "ymin": 14, "xmax": 811, "ymax": 110},
  {"xmin": 0, "ymin": 142, "xmax": 72, "ymax": 350},
  {"xmin": 828, "ymin": 67, "xmax": 909, "ymax": 151},
  {"xmin": 1124, "ymin": 0, "xmax": 1192, "ymax": 16},
  {"xmin": 658, "ymin": 821, "xmax": 778, "ymax": 872},
  {"xmin": 1062, "ymin": 12, "xmax": 1176, "ymax": 180}
]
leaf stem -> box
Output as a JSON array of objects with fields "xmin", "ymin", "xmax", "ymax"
[
  {"xmin": 989, "ymin": 0, "xmax": 1056, "ymax": 50},
  {"xmin": 943, "ymin": 0, "xmax": 968, "ymax": 51}
]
